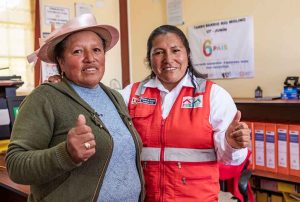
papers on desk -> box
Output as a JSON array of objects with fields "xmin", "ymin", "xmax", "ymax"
[{"xmin": 0, "ymin": 80, "xmax": 24, "ymax": 87}]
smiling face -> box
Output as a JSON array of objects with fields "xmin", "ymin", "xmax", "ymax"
[
  {"xmin": 58, "ymin": 31, "xmax": 105, "ymax": 88},
  {"xmin": 150, "ymin": 32, "xmax": 189, "ymax": 91}
]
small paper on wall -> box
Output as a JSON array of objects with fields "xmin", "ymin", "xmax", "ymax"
[
  {"xmin": 75, "ymin": 3, "xmax": 93, "ymax": 17},
  {"xmin": 44, "ymin": 5, "xmax": 70, "ymax": 27},
  {"xmin": 166, "ymin": 0, "xmax": 184, "ymax": 25}
]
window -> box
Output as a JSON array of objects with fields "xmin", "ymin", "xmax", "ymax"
[{"xmin": 0, "ymin": 0, "xmax": 35, "ymax": 94}]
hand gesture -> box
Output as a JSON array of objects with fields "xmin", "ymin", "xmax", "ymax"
[
  {"xmin": 66, "ymin": 114, "xmax": 96, "ymax": 164},
  {"xmin": 225, "ymin": 110, "xmax": 251, "ymax": 149}
]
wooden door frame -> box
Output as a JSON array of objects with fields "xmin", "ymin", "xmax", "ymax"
[
  {"xmin": 34, "ymin": 0, "xmax": 41, "ymax": 87},
  {"xmin": 119, "ymin": 0, "xmax": 130, "ymax": 88}
]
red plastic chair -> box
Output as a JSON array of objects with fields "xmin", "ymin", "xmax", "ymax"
[{"xmin": 219, "ymin": 150, "xmax": 255, "ymax": 202}]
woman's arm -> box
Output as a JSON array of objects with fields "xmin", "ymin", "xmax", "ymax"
[
  {"xmin": 210, "ymin": 84, "xmax": 249, "ymax": 165},
  {"xmin": 5, "ymin": 88, "xmax": 78, "ymax": 185}
]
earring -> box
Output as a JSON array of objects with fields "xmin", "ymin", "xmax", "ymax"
[{"xmin": 61, "ymin": 71, "xmax": 64, "ymax": 79}]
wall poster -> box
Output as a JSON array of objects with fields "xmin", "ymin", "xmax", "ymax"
[{"xmin": 188, "ymin": 16, "xmax": 254, "ymax": 79}]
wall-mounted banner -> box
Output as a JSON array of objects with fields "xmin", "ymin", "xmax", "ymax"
[{"xmin": 188, "ymin": 16, "xmax": 254, "ymax": 79}]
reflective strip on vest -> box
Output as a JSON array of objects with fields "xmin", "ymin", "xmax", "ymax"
[
  {"xmin": 141, "ymin": 147, "xmax": 161, "ymax": 161},
  {"xmin": 141, "ymin": 147, "xmax": 216, "ymax": 162},
  {"xmin": 164, "ymin": 147, "xmax": 216, "ymax": 162}
]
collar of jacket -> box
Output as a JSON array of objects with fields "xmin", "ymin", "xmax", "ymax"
[{"xmin": 42, "ymin": 78, "xmax": 131, "ymax": 126}]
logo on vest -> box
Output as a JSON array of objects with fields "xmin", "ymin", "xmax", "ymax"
[
  {"xmin": 131, "ymin": 97, "xmax": 139, "ymax": 104},
  {"xmin": 131, "ymin": 97, "xmax": 157, "ymax": 105},
  {"xmin": 181, "ymin": 95, "xmax": 203, "ymax": 108}
]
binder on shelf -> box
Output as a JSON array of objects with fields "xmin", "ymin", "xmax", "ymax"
[
  {"xmin": 254, "ymin": 122, "xmax": 266, "ymax": 171},
  {"xmin": 277, "ymin": 124, "xmax": 290, "ymax": 175},
  {"xmin": 289, "ymin": 125, "xmax": 300, "ymax": 177},
  {"xmin": 265, "ymin": 123, "xmax": 278, "ymax": 173},
  {"xmin": 245, "ymin": 121, "xmax": 255, "ymax": 170}
]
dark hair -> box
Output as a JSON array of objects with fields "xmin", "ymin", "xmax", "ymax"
[
  {"xmin": 53, "ymin": 32, "xmax": 106, "ymax": 74},
  {"xmin": 53, "ymin": 39, "xmax": 66, "ymax": 74},
  {"xmin": 146, "ymin": 25, "xmax": 206, "ymax": 80}
]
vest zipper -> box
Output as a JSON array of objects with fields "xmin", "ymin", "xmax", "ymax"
[
  {"xmin": 177, "ymin": 162, "xmax": 181, "ymax": 169},
  {"xmin": 160, "ymin": 119, "xmax": 166, "ymax": 201},
  {"xmin": 182, "ymin": 177, "xmax": 187, "ymax": 184},
  {"xmin": 143, "ymin": 161, "xmax": 147, "ymax": 168}
]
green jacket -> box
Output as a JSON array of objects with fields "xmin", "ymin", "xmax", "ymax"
[{"xmin": 5, "ymin": 79, "xmax": 145, "ymax": 202}]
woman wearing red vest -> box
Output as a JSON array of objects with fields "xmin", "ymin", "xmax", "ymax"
[{"xmin": 121, "ymin": 25, "xmax": 251, "ymax": 202}]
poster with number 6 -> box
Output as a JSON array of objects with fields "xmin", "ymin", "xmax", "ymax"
[{"xmin": 188, "ymin": 16, "xmax": 254, "ymax": 79}]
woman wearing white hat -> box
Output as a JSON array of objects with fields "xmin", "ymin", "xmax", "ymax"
[{"xmin": 6, "ymin": 14, "xmax": 145, "ymax": 202}]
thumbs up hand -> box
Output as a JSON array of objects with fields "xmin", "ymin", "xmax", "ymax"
[
  {"xmin": 225, "ymin": 110, "xmax": 251, "ymax": 149},
  {"xmin": 66, "ymin": 114, "xmax": 96, "ymax": 164}
]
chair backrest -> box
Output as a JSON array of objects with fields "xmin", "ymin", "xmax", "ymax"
[{"xmin": 219, "ymin": 150, "xmax": 254, "ymax": 202}]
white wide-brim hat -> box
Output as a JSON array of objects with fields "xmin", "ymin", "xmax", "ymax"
[{"xmin": 29, "ymin": 13, "xmax": 119, "ymax": 64}]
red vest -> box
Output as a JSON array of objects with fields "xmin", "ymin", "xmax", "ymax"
[{"xmin": 128, "ymin": 79, "xmax": 219, "ymax": 202}]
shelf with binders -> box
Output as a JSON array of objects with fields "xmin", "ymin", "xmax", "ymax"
[
  {"xmin": 234, "ymin": 98, "xmax": 300, "ymax": 199},
  {"xmin": 252, "ymin": 169, "xmax": 300, "ymax": 184}
]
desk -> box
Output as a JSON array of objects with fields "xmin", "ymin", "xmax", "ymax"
[
  {"xmin": 0, "ymin": 154, "xmax": 29, "ymax": 202},
  {"xmin": 0, "ymin": 80, "xmax": 24, "ymax": 87}
]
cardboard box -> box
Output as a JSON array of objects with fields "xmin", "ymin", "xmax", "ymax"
[
  {"xmin": 256, "ymin": 191, "xmax": 268, "ymax": 202},
  {"xmin": 271, "ymin": 194, "xmax": 283, "ymax": 202},
  {"xmin": 283, "ymin": 192, "xmax": 300, "ymax": 202}
]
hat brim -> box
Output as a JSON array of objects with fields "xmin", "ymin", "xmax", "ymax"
[{"xmin": 38, "ymin": 25, "xmax": 119, "ymax": 64}]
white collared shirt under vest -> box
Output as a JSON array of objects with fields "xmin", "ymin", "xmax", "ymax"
[{"xmin": 120, "ymin": 73, "xmax": 247, "ymax": 165}]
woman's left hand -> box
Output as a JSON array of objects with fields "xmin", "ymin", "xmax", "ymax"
[
  {"xmin": 225, "ymin": 110, "xmax": 251, "ymax": 149},
  {"xmin": 47, "ymin": 75, "xmax": 61, "ymax": 83}
]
